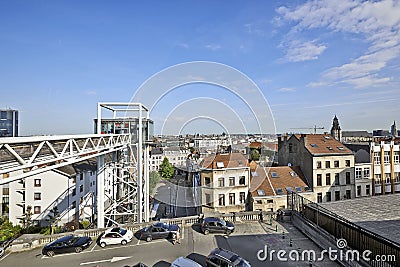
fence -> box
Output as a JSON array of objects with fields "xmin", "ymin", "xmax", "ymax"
[
  {"xmin": 289, "ymin": 192, "xmax": 400, "ymax": 267},
  {"xmin": 12, "ymin": 211, "xmax": 265, "ymax": 250}
]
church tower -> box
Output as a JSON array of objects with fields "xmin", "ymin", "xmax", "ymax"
[
  {"xmin": 391, "ymin": 120, "xmax": 397, "ymax": 137},
  {"xmin": 331, "ymin": 115, "xmax": 342, "ymax": 141}
]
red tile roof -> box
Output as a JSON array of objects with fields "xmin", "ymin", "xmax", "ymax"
[
  {"xmin": 201, "ymin": 152, "xmax": 248, "ymax": 169},
  {"xmin": 250, "ymin": 165, "xmax": 310, "ymax": 197},
  {"xmin": 293, "ymin": 134, "xmax": 353, "ymax": 155}
]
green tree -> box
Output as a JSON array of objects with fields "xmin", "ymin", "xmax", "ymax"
[
  {"xmin": 45, "ymin": 207, "xmax": 59, "ymax": 235},
  {"xmin": 159, "ymin": 157, "xmax": 174, "ymax": 180},
  {"xmin": 0, "ymin": 217, "xmax": 21, "ymax": 241},
  {"xmin": 251, "ymin": 149, "xmax": 261, "ymax": 161},
  {"xmin": 149, "ymin": 171, "xmax": 161, "ymax": 194},
  {"xmin": 19, "ymin": 205, "xmax": 33, "ymax": 229}
]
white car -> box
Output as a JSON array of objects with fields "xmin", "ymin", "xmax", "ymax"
[
  {"xmin": 171, "ymin": 257, "xmax": 202, "ymax": 267},
  {"xmin": 99, "ymin": 227, "xmax": 133, "ymax": 247}
]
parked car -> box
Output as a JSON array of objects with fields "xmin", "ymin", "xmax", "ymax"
[
  {"xmin": 136, "ymin": 222, "xmax": 180, "ymax": 242},
  {"xmin": 42, "ymin": 235, "xmax": 92, "ymax": 257},
  {"xmin": 206, "ymin": 248, "xmax": 251, "ymax": 267},
  {"xmin": 0, "ymin": 247, "xmax": 4, "ymax": 258},
  {"xmin": 99, "ymin": 227, "xmax": 134, "ymax": 247},
  {"xmin": 171, "ymin": 256, "xmax": 202, "ymax": 267},
  {"xmin": 201, "ymin": 217, "xmax": 235, "ymax": 235}
]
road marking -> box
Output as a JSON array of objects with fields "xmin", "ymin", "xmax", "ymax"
[
  {"xmin": 136, "ymin": 239, "xmax": 141, "ymax": 245},
  {"xmin": 0, "ymin": 251, "xmax": 11, "ymax": 262},
  {"xmin": 80, "ymin": 256, "xmax": 132, "ymax": 265},
  {"xmin": 90, "ymin": 243, "xmax": 97, "ymax": 252}
]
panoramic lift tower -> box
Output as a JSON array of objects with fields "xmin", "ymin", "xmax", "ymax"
[{"xmin": 94, "ymin": 103, "xmax": 153, "ymax": 227}]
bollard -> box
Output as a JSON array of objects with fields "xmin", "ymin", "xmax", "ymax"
[
  {"xmin": 309, "ymin": 259, "xmax": 312, "ymax": 267},
  {"xmin": 269, "ymin": 217, "xmax": 272, "ymax": 226},
  {"xmin": 282, "ymin": 231, "xmax": 285, "ymax": 239},
  {"xmin": 275, "ymin": 225, "xmax": 278, "ymax": 232},
  {"xmin": 289, "ymin": 238, "xmax": 292, "ymax": 247}
]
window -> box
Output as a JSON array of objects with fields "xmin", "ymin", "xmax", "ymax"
[
  {"xmin": 374, "ymin": 152, "xmax": 381, "ymax": 164},
  {"xmin": 366, "ymin": 185, "xmax": 371, "ymax": 195},
  {"xmin": 80, "ymin": 173, "xmax": 84, "ymax": 181},
  {"xmin": 325, "ymin": 161, "xmax": 330, "ymax": 168},
  {"xmin": 335, "ymin": 191, "xmax": 340, "ymax": 201},
  {"xmin": 229, "ymin": 193, "xmax": 235, "ymax": 205},
  {"xmin": 72, "ymin": 201, "xmax": 76, "ymax": 209},
  {"xmin": 395, "ymin": 151, "xmax": 400, "ymax": 163},
  {"xmin": 216, "ymin": 162, "xmax": 224, "ymax": 168},
  {"xmin": 317, "ymin": 174, "xmax": 322, "ymax": 186},
  {"xmin": 218, "ymin": 178, "xmax": 224, "ymax": 187},
  {"xmin": 270, "ymin": 172, "xmax": 279, "ymax": 178},
  {"xmin": 317, "ymin": 193, "xmax": 322, "ymax": 203},
  {"xmin": 357, "ymin": 186, "xmax": 362, "ymax": 196},
  {"xmin": 334, "ymin": 161, "xmax": 339, "ymax": 168},
  {"xmin": 289, "ymin": 143, "xmax": 293, "ymax": 153},
  {"xmin": 346, "ymin": 172, "xmax": 351, "ymax": 184},
  {"xmin": 240, "ymin": 192, "xmax": 246, "ymax": 204},
  {"xmin": 295, "ymin": 186, "xmax": 302, "ymax": 193},
  {"xmin": 326, "ymin": 173, "xmax": 331, "ymax": 185},
  {"xmin": 326, "ymin": 192, "xmax": 331, "ymax": 202},
  {"xmin": 363, "ymin": 168, "xmax": 370, "ymax": 179},
  {"xmin": 80, "ymin": 184, "xmax": 84, "ymax": 193},
  {"xmin": 316, "ymin": 161, "xmax": 322, "ymax": 169},
  {"xmin": 345, "ymin": 190, "xmax": 351, "ymax": 199},
  {"xmin": 229, "ymin": 177, "xmax": 235, "ymax": 186},
  {"xmin": 395, "ymin": 173, "xmax": 400, "ymax": 183},
  {"xmin": 385, "ymin": 173, "xmax": 391, "ymax": 184},
  {"xmin": 257, "ymin": 190, "xmax": 265, "ymax": 196},
  {"xmin": 335, "ymin": 173, "xmax": 340, "ymax": 185},
  {"xmin": 384, "ymin": 152, "xmax": 390, "ymax": 164},
  {"xmin": 34, "ymin": 206, "xmax": 41, "ymax": 214},
  {"xmin": 204, "ymin": 177, "xmax": 211, "ymax": 186},
  {"xmin": 355, "ymin": 168, "xmax": 362, "ymax": 179},
  {"xmin": 345, "ymin": 160, "xmax": 351, "ymax": 167},
  {"xmin": 72, "ymin": 188, "xmax": 76, "ymax": 196},
  {"xmin": 239, "ymin": 176, "xmax": 246, "ymax": 185},
  {"xmin": 218, "ymin": 194, "xmax": 225, "ymax": 206},
  {"xmin": 205, "ymin": 194, "xmax": 211, "ymax": 205},
  {"xmin": 34, "ymin": 193, "xmax": 41, "ymax": 200},
  {"xmin": 34, "ymin": 179, "xmax": 41, "ymax": 187},
  {"xmin": 276, "ymin": 188, "xmax": 283, "ymax": 195},
  {"xmin": 375, "ymin": 174, "xmax": 381, "ymax": 184},
  {"xmin": 267, "ymin": 199, "xmax": 273, "ymax": 204}
]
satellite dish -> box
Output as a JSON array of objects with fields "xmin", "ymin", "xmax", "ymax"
[{"xmin": 288, "ymin": 163, "xmax": 292, "ymax": 166}]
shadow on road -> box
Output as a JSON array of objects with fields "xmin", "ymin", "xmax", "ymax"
[
  {"xmin": 191, "ymin": 223, "xmax": 203, "ymax": 234},
  {"xmin": 186, "ymin": 252, "xmax": 207, "ymax": 266},
  {"xmin": 152, "ymin": 260, "xmax": 170, "ymax": 267}
]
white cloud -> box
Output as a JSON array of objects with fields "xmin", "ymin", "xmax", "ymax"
[
  {"xmin": 276, "ymin": 0, "xmax": 400, "ymax": 88},
  {"xmin": 205, "ymin": 44, "xmax": 221, "ymax": 51},
  {"xmin": 281, "ymin": 39, "xmax": 327, "ymax": 62},
  {"xmin": 278, "ymin": 87, "xmax": 296, "ymax": 92},
  {"xmin": 85, "ymin": 90, "xmax": 97, "ymax": 95},
  {"xmin": 176, "ymin": 43, "xmax": 189, "ymax": 49}
]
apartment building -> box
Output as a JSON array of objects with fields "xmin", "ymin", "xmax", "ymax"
[
  {"xmin": 200, "ymin": 153, "xmax": 249, "ymax": 213},
  {"xmin": 149, "ymin": 146, "xmax": 190, "ymax": 172},
  {"xmin": 278, "ymin": 133, "xmax": 355, "ymax": 203},
  {"xmin": 250, "ymin": 164, "xmax": 314, "ymax": 212},
  {"xmin": 371, "ymin": 139, "xmax": 400, "ymax": 195},
  {"xmin": 4, "ymin": 160, "xmax": 97, "ymax": 227}
]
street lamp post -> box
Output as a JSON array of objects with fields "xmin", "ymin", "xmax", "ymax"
[{"xmin": 168, "ymin": 186, "xmax": 172, "ymax": 215}]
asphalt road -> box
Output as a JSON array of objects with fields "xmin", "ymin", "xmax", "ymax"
[{"xmin": 0, "ymin": 221, "xmax": 340, "ymax": 267}]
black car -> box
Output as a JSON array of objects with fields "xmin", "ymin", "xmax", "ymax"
[
  {"xmin": 136, "ymin": 222, "xmax": 180, "ymax": 242},
  {"xmin": 206, "ymin": 248, "xmax": 251, "ymax": 267},
  {"xmin": 42, "ymin": 235, "xmax": 92, "ymax": 257},
  {"xmin": 201, "ymin": 217, "xmax": 235, "ymax": 235}
]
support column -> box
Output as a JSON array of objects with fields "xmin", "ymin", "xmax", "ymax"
[
  {"xmin": 97, "ymin": 155, "xmax": 105, "ymax": 228},
  {"xmin": 137, "ymin": 106, "xmax": 143, "ymax": 223},
  {"xmin": 144, "ymin": 145, "xmax": 149, "ymax": 222},
  {"xmin": 97, "ymin": 103, "xmax": 102, "ymax": 134}
]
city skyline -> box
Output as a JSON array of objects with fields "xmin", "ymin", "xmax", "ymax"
[{"xmin": 1, "ymin": 0, "xmax": 400, "ymax": 136}]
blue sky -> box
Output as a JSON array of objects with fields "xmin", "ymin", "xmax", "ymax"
[{"xmin": 1, "ymin": 0, "xmax": 400, "ymax": 135}]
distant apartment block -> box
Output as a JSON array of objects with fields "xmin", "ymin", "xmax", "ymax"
[
  {"xmin": 278, "ymin": 133, "xmax": 355, "ymax": 203},
  {"xmin": 371, "ymin": 139, "xmax": 400, "ymax": 195},
  {"xmin": 200, "ymin": 152, "xmax": 249, "ymax": 213},
  {"xmin": 193, "ymin": 136, "xmax": 232, "ymax": 149},
  {"xmin": 0, "ymin": 109, "xmax": 18, "ymax": 137},
  {"xmin": 250, "ymin": 164, "xmax": 314, "ymax": 212},
  {"xmin": 149, "ymin": 146, "xmax": 190, "ymax": 172}
]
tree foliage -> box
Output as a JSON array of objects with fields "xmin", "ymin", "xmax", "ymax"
[
  {"xmin": 251, "ymin": 149, "xmax": 261, "ymax": 161},
  {"xmin": 149, "ymin": 171, "xmax": 161, "ymax": 194},
  {"xmin": 0, "ymin": 217, "xmax": 21, "ymax": 241},
  {"xmin": 159, "ymin": 157, "xmax": 174, "ymax": 180}
]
